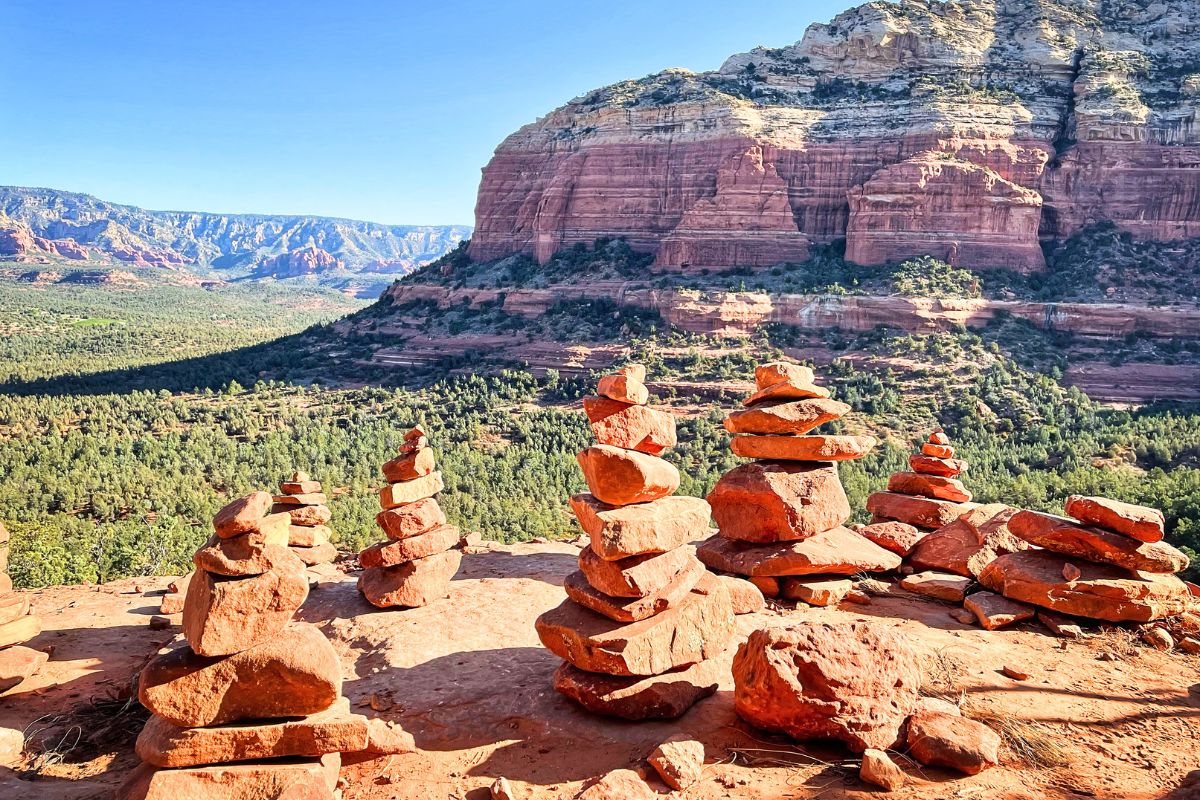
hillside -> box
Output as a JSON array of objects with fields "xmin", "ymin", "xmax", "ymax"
[
  {"xmin": 0, "ymin": 186, "xmax": 470, "ymax": 297},
  {"xmin": 469, "ymin": 0, "xmax": 1200, "ymax": 273}
]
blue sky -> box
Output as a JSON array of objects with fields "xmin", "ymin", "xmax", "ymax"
[{"xmin": 3, "ymin": 1, "xmax": 841, "ymax": 225}]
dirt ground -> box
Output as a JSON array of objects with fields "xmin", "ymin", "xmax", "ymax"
[{"xmin": 2, "ymin": 541, "xmax": 1198, "ymax": 800}]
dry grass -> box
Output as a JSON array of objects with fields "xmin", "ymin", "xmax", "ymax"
[
  {"xmin": 23, "ymin": 681, "xmax": 148, "ymax": 776},
  {"xmin": 981, "ymin": 717, "xmax": 1072, "ymax": 768}
]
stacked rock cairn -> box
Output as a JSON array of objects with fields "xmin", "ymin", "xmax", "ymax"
[
  {"xmin": 536, "ymin": 364, "xmax": 736, "ymax": 720},
  {"xmin": 697, "ymin": 362, "xmax": 900, "ymax": 606},
  {"xmin": 124, "ymin": 493, "xmax": 366, "ymax": 799},
  {"xmin": 1, "ymin": 520, "xmax": 48, "ymax": 693},
  {"xmin": 274, "ymin": 471, "xmax": 337, "ymax": 567},
  {"xmin": 866, "ymin": 428, "xmax": 976, "ymax": 532},
  {"xmin": 975, "ymin": 495, "xmax": 1195, "ymax": 634},
  {"xmin": 358, "ymin": 427, "xmax": 463, "ymax": 608}
]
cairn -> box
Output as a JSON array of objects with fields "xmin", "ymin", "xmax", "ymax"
[
  {"xmin": 274, "ymin": 471, "xmax": 337, "ymax": 567},
  {"xmin": 865, "ymin": 428, "xmax": 977, "ymax": 535},
  {"xmin": 536, "ymin": 364, "xmax": 735, "ymax": 720},
  {"xmin": 697, "ymin": 362, "xmax": 899, "ymax": 605},
  {"xmin": 0, "ymin": 520, "xmax": 48, "ymax": 693},
  {"xmin": 358, "ymin": 427, "xmax": 463, "ymax": 608},
  {"xmin": 975, "ymin": 495, "xmax": 1194, "ymax": 632},
  {"xmin": 123, "ymin": 493, "xmax": 366, "ymax": 799}
]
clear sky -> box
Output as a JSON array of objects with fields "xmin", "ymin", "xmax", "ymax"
[{"xmin": 3, "ymin": 1, "xmax": 843, "ymax": 226}]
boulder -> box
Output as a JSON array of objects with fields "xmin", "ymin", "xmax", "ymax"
[
  {"xmin": 379, "ymin": 472, "xmax": 444, "ymax": 510},
  {"xmin": 553, "ymin": 657, "xmax": 723, "ymax": 720},
  {"xmin": 1009, "ymin": 510, "xmax": 1187, "ymax": 574},
  {"xmin": 577, "ymin": 544, "xmax": 696, "ymax": 598},
  {"xmin": 707, "ymin": 461, "xmax": 850, "ymax": 542},
  {"xmin": 860, "ymin": 748, "xmax": 906, "ymax": 791},
  {"xmin": 574, "ymin": 769, "xmax": 655, "ymax": 800},
  {"xmin": 781, "ymin": 577, "xmax": 854, "ymax": 606},
  {"xmin": 139, "ymin": 623, "xmax": 341, "ymax": 727},
  {"xmin": 358, "ymin": 549, "xmax": 462, "ymax": 608},
  {"xmin": 648, "ymin": 734, "xmax": 705, "ymax": 791},
  {"xmin": 856, "ymin": 521, "xmax": 926, "ymax": 556},
  {"xmin": 358, "ymin": 525, "xmax": 460, "ymax": 568},
  {"xmin": 135, "ymin": 697, "xmax": 368, "ymax": 768},
  {"xmin": 909, "ymin": 455, "xmax": 968, "ymax": 478},
  {"xmin": 900, "ymin": 572, "xmax": 972, "ymax": 603},
  {"xmin": 963, "ymin": 590, "xmax": 1036, "ymax": 630},
  {"xmin": 182, "ymin": 557, "xmax": 309, "ymax": 657},
  {"xmin": 376, "ymin": 498, "xmax": 447, "ymax": 540},
  {"xmin": 382, "ymin": 447, "xmax": 436, "ymax": 483},
  {"xmin": 582, "ymin": 397, "xmax": 677, "ymax": 455},
  {"xmin": 576, "ymin": 446, "xmax": 680, "ymax": 506},
  {"xmin": 886, "ymin": 472, "xmax": 971, "ymax": 503},
  {"xmin": 906, "ymin": 711, "xmax": 1000, "ymax": 775},
  {"xmin": 717, "ymin": 575, "xmax": 766, "ymax": 614},
  {"xmin": 0, "ymin": 615, "xmax": 41, "ymax": 649},
  {"xmin": 0, "ymin": 645, "xmax": 48, "ymax": 693},
  {"xmin": 192, "ymin": 535, "xmax": 293, "ymax": 578},
  {"xmin": 536, "ymin": 573, "xmax": 733, "ymax": 676},
  {"xmin": 1065, "ymin": 495, "xmax": 1165, "ymax": 543},
  {"xmin": 908, "ymin": 505, "xmax": 1021, "ymax": 578},
  {"xmin": 978, "ymin": 551, "xmax": 1192, "ymax": 622},
  {"xmin": 728, "ymin": 434, "xmax": 877, "ymax": 462},
  {"xmin": 278, "ymin": 504, "xmax": 332, "ymax": 527},
  {"xmin": 212, "ymin": 492, "xmax": 273, "ymax": 538},
  {"xmin": 733, "ymin": 622, "xmax": 922, "ymax": 752},
  {"xmin": 563, "ymin": 559, "xmax": 704, "ymax": 622},
  {"xmin": 596, "ymin": 365, "xmax": 648, "ymax": 405},
  {"xmin": 866, "ymin": 492, "xmax": 973, "ymax": 530},
  {"xmin": 0, "ymin": 726, "xmax": 23, "ymax": 767},
  {"xmin": 696, "ymin": 527, "xmax": 901, "ymax": 577},
  {"xmin": 570, "ymin": 494, "xmax": 710, "ymax": 560},
  {"xmin": 724, "ymin": 398, "xmax": 850, "ymax": 435},
  {"xmin": 119, "ymin": 752, "xmax": 339, "ymax": 800}
]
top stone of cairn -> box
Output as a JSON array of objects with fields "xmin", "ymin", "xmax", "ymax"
[
  {"xmin": 597, "ymin": 364, "xmax": 649, "ymax": 405},
  {"xmin": 744, "ymin": 362, "xmax": 830, "ymax": 406}
]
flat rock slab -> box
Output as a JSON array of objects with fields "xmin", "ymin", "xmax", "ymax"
[
  {"xmin": 908, "ymin": 505, "xmax": 1021, "ymax": 579},
  {"xmin": 536, "ymin": 573, "xmax": 733, "ymax": 677},
  {"xmin": 1010, "ymin": 510, "xmax": 1187, "ymax": 574},
  {"xmin": 376, "ymin": 498, "xmax": 446, "ymax": 541},
  {"xmin": 867, "ymin": 492, "xmax": 975, "ymax": 531},
  {"xmin": 707, "ymin": 461, "xmax": 850, "ymax": 542},
  {"xmin": 583, "ymin": 397, "xmax": 677, "ymax": 455},
  {"xmin": 0, "ymin": 615, "xmax": 41, "ymax": 649},
  {"xmin": 563, "ymin": 558, "xmax": 704, "ymax": 622},
  {"xmin": 0, "ymin": 645, "xmax": 48, "ymax": 693},
  {"xmin": 183, "ymin": 558, "xmax": 309, "ymax": 657},
  {"xmin": 696, "ymin": 528, "xmax": 900, "ymax": 577},
  {"xmin": 570, "ymin": 494, "xmax": 710, "ymax": 561},
  {"xmin": 139, "ymin": 623, "xmax": 342, "ymax": 727},
  {"xmin": 379, "ymin": 472, "xmax": 444, "ymax": 510},
  {"xmin": 963, "ymin": 591, "xmax": 1036, "ymax": 630},
  {"xmin": 359, "ymin": 525, "xmax": 460, "ymax": 568},
  {"xmin": 288, "ymin": 525, "xmax": 332, "ymax": 548},
  {"xmin": 728, "ymin": 435, "xmax": 876, "ymax": 462},
  {"xmin": 978, "ymin": 551, "xmax": 1192, "ymax": 622},
  {"xmin": 856, "ymin": 521, "xmax": 926, "ymax": 556},
  {"xmin": 576, "ymin": 446, "xmax": 680, "ymax": 506},
  {"xmin": 192, "ymin": 536, "xmax": 293, "ymax": 578},
  {"xmin": 292, "ymin": 541, "xmax": 338, "ymax": 566},
  {"xmin": 781, "ymin": 577, "xmax": 854, "ymax": 607},
  {"xmin": 382, "ymin": 448, "xmax": 436, "ymax": 483},
  {"xmin": 716, "ymin": 576, "xmax": 766, "ymax": 614},
  {"xmin": 577, "ymin": 545, "xmax": 696, "ymax": 598},
  {"xmin": 119, "ymin": 752, "xmax": 340, "ymax": 800},
  {"xmin": 1065, "ymin": 495, "xmax": 1165, "ymax": 543},
  {"xmin": 552, "ymin": 656, "xmax": 725, "ymax": 720},
  {"xmin": 136, "ymin": 697, "xmax": 368, "ymax": 768},
  {"xmin": 723, "ymin": 398, "xmax": 849, "ymax": 436},
  {"xmin": 597, "ymin": 366, "xmax": 648, "ymax": 405},
  {"xmin": 277, "ymin": 504, "xmax": 332, "ymax": 527},
  {"xmin": 358, "ymin": 549, "xmax": 462, "ymax": 609},
  {"xmin": 887, "ymin": 472, "xmax": 972, "ymax": 503},
  {"xmin": 0, "ymin": 593, "xmax": 30, "ymax": 627},
  {"xmin": 909, "ymin": 454, "xmax": 967, "ymax": 478},
  {"xmin": 900, "ymin": 572, "xmax": 972, "ymax": 603},
  {"xmin": 743, "ymin": 381, "xmax": 830, "ymax": 406}
]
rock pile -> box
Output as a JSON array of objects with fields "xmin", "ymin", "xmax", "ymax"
[
  {"xmin": 358, "ymin": 427, "xmax": 463, "ymax": 608},
  {"xmin": 979, "ymin": 496, "xmax": 1194, "ymax": 625},
  {"xmin": 865, "ymin": 429, "xmax": 976, "ymax": 533},
  {"xmin": 697, "ymin": 362, "xmax": 898, "ymax": 604},
  {"xmin": 123, "ymin": 494, "xmax": 366, "ymax": 799},
  {"xmin": 0, "ymin": 520, "xmax": 48, "ymax": 693},
  {"xmin": 537, "ymin": 364, "xmax": 736, "ymax": 720},
  {"xmin": 274, "ymin": 471, "xmax": 337, "ymax": 566}
]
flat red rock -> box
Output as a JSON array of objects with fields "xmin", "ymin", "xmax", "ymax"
[
  {"xmin": 193, "ymin": 534, "xmax": 295, "ymax": 577},
  {"xmin": 576, "ymin": 446, "xmax": 680, "ymax": 506},
  {"xmin": 0, "ymin": 592, "xmax": 30, "ymax": 626},
  {"xmin": 378, "ymin": 472, "xmax": 444, "ymax": 510},
  {"xmin": 563, "ymin": 557, "xmax": 705, "ymax": 622},
  {"xmin": 272, "ymin": 492, "xmax": 328, "ymax": 506},
  {"xmin": 582, "ymin": 396, "xmax": 677, "ymax": 455},
  {"xmin": 596, "ymin": 365, "xmax": 649, "ymax": 405},
  {"xmin": 696, "ymin": 527, "xmax": 900, "ymax": 577},
  {"xmin": 723, "ymin": 398, "xmax": 850, "ymax": 436},
  {"xmin": 358, "ymin": 548, "xmax": 462, "ymax": 608},
  {"xmin": 183, "ymin": 557, "xmax": 309, "ymax": 657},
  {"xmin": 280, "ymin": 478, "xmax": 322, "ymax": 495},
  {"xmin": 715, "ymin": 575, "xmax": 766, "ymax": 614},
  {"xmin": 276, "ymin": 504, "xmax": 333, "ymax": 526},
  {"xmin": 780, "ymin": 577, "xmax": 855, "ymax": 606},
  {"xmin": 553, "ymin": 657, "xmax": 724, "ymax": 720},
  {"xmin": 886, "ymin": 471, "xmax": 972, "ymax": 503},
  {"xmin": 0, "ymin": 645, "xmax": 48, "ymax": 692},
  {"xmin": 1065, "ymin": 495, "xmax": 1165, "ymax": 543},
  {"xmin": 707, "ymin": 461, "xmax": 850, "ymax": 542},
  {"xmin": 570, "ymin": 494, "xmax": 710, "ymax": 560},
  {"xmin": 1010, "ymin": 510, "xmax": 1187, "ymax": 573},
  {"xmin": 909, "ymin": 454, "xmax": 967, "ymax": 478},
  {"xmin": 921, "ymin": 442, "xmax": 955, "ymax": 459},
  {"xmin": 908, "ymin": 505, "xmax": 1022, "ymax": 578},
  {"xmin": 119, "ymin": 752, "xmax": 339, "ymax": 800},
  {"xmin": 729, "ymin": 434, "xmax": 876, "ymax": 461},
  {"xmin": 755, "ymin": 362, "xmax": 814, "ymax": 388},
  {"xmin": 376, "ymin": 497, "xmax": 446, "ymax": 540},
  {"xmin": 288, "ymin": 524, "xmax": 331, "ymax": 548},
  {"xmin": 382, "ymin": 447, "xmax": 436, "ymax": 483},
  {"xmin": 358, "ymin": 525, "xmax": 460, "ymax": 568},
  {"xmin": 866, "ymin": 491, "xmax": 974, "ymax": 530},
  {"xmin": 577, "ymin": 544, "xmax": 697, "ymax": 597},
  {"xmin": 0, "ymin": 614, "xmax": 41, "ymax": 649},
  {"xmin": 900, "ymin": 571, "xmax": 972, "ymax": 603},
  {"xmin": 907, "ymin": 712, "xmax": 1000, "ymax": 775},
  {"xmin": 963, "ymin": 590, "xmax": 1036, "ymax": 630},
  {"xmin": 856, "ymin": 521, "xmax": 926, "ymax": 556},
  {"xmin": 292, "ymin": 540, "xmax": 337, "ymax": 566},
  {"xmin": 212, "ymin": 492, "xmax": 273, "ymax": 539},
  {"xmin": 743, "ymin": 381, "xmax": 831, "ymax": 406}
]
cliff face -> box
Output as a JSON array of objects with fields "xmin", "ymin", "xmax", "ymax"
[{"xmin": 470, "ymin": 0, "xmax": 1200, "ymax": 273}]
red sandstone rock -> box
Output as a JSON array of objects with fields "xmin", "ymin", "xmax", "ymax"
[
  {"xmin": 978, "ymin": 551, "xmax": 1192, "ymax": 622},
  {"xmin": 887, "ymin": 472, "xmax": 972, "ymax": 503},
  {"xmin": 0, "ymin": 645, "xmax": 48, "ymax": 692},
  {"xmin": 717, "ymin": 575, "xmax": 766, "ymax": 614},
  {"xmin": 755, "ymin": 362, "xmax": 814, "ymax": 389},
  {"xmin": 570, "ymin": 494, "xmax": 710, "ymax": 560},
  {"xmin": 867, "ymin": 491, "xmax": 973, "ymax": 530},
  {"xmin": 744, "ymin": 381, "xmax": 831, "ymax": 406},
  {"xmin": 724, "ymin": 398, "xmax": 850, "ymax": 435},
  {"xmin": 1064, "ymin": 495, "xmax": 1165, "ymax": 543},
  {"xmin": 696, "ymin": 527, "xmax": 900, "ymax": 577},
  {"xmin": 856, "ymin": 521, "xmax": 926, "ymax": 556},
  {"xmin": 379, "ymin": 472, "xmax": 444, "ymax": 510},
  {"xmin": 576, "ymin": 446, "xmax": 680, "ymax": 506},
  {"xmin": 929, "ymin": 431, "xmax": 951, "ymax": 446},
  {"xmin": 574, "ymin": 769, "xmax": 655, "ymax": 800},
  {"xmin": 906, "ymin": 711, "xmax": 1000, "ymax": 775},
  {"xmin": 271, "ymin": 492, "xmax": 328, "ymax": 507},
  {"xmin": 707, "ymin": 461, "xmax": 850, "ymax": 542},
  {"xmin": 193, "ymin": 534, "xmax": 294, "ymax": 578},
  {"xmin": 535, "ymin": 572, "xmax": 733, "ymax": 676},
  {"xmin": 908, "ymin": 505, "xmax": 1022, "ymax": 578},
  {"xmin": 212, "ymin": 492, "xmax": 273, "ymax": 539},
  {"xmin": 139, "ymin": 623, "xmax": 341, "ymax": 727},
  {"xmin": 553, "ymin": 658, "xmax": 723, "ymax": 721},
  {"xmin": 0, "ymin": 593, "xmax": 29, "ymax": 626},
  {"xmin": 280, "ymin": 475, "xmax": 322, "ymax": 495},
  {"xmin": 922, "ymin": 442, "xmax": 955, "ymax": 459},
  {"xmin": 596, "ymin": 365, "xmax": 648, "ymax": 405},
  {"xmin": 781, "ymin": 577, "xmax": 855, "ymax": 606},
  {"xmin": 279, "ymin": 504, "xmax": 332, "ymax": 527},
  {"xmin": 288, "ymin": 524, "xmax": 331, "ymax": 548},
  {"xmin": 119, "ymin": 752, "xmax": 339, "ymax": 800},
  {"xmin": 400, "ymin": 426, "xmax": 428, "ymax": 454},
  {"xmin": 0, "ymin": 574, "xmax": 10, "ymax": 594},
  {"xmin": 357, "ymin": 548, "xmax": 462, "ymax": 608},
  {"xmin": 861, "ymin": 748, "xmax": 906, "ymax": 791},
  {"xmin": 648, "ymin": 733, "xmax": 705, "ymax": 791},
  {"xmin": 750, "ymin": 576, "xmax": 780, "ymax": 598},
  {"xmin": 293, "ymin": 541, "xmax": 337, "ymax": 566},
  {"xmin": 577, "ymin": 544, "xmax": 696, "ymax": 598},
  {"xmin": 376, "ymin": 497, "xmax": 447, "ymax": 540},
  {"xmin": 0, "ymin": 615, "xmax": 40, "ymax": 649},
  {"xmin": 382, "ymin": 448, "xmax": 436, "ymax": 482},
  {"xmin": 563, "ymin": 559, "xmax": 704, "ymax": 622},
  {"xmin": 900, "ymin": 572, "xmax": 972, "ymax": 603},
  {"xmin": 358, "ymin": 525, "xmax": 460, "ymax": 568},
  {"xmin": 729, "ymin": 434, "xmax": 877, "ymax": 461},
  {"xmin": 909, "ymin": 454, "xmax": 968, "ymax": 478},
  {"xmin": 1009, "ymin": 510, "xmax": 1188, "ymax": 574},
  {"xmin": 733, "ymin": 622, "xmax": 921, "ymax": 752},
  {"xmin": 136, "ymin": 697, "xmax": 368, "ymax": 768},
  {"xmin": 182, "ymin": 557, "xmax": 309, "ymax": 657},
  {"xmin": 582, "ymin": 396, "xmax": 677, "ymax": 455}
]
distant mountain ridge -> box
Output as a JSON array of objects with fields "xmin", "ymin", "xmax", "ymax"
[{"xmin": 0, "ymin": 186, "xmax": 471, "ymax": 280}]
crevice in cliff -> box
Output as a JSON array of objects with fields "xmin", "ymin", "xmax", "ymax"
[{"xmin": 1049, "ymin": 47, "xmax": 1085, "ymax": 169}]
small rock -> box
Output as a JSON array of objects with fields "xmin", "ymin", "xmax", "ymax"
[
  {"xmin": 907, "ymin": 711, "xmax": 1000, "ymax": 775},
  {"xmin": 1001, "ymin": 665, "xmax": 1030, "ymax": 681},
  {"xmin": 1037, "ymin": 609, "xmax": 1085, "ymax": 639},
  {"xmin": 149, "ymin": 615, "xmax": 172, "ymax": 631},
  {"xmin": 860, "ymin": 748, "xmax": 906, "ymax": 791},
  {"xmin": 648, "ymin": 733, "xmax": 704, "ymax": 791},
  {"xmin": 0, "ymin": 727, "xmax": 23, "ymax": 767},
  {"xmin": 1062, "ymin": 562, "xmax": 1082, "ymax": 582},
  {"xmin": 845, "ymin": 589, "xmax": 872, "ymax": 605},
  {"xmin": 900, "ymin": 571, "xmax": 972, "ymax": 603},
  {"xmin": 491, "ymin": 776, "xmax": 517, "ymax": 800},
  {"xmin": 717, "ymin": 576, "xmax": 765, "ymax": 615},
  {"xmin": 1142, "ymin": 627, "xmax": 1174, "ymax": 651},
  {"xmin": 363, "ymin": 718, "xmax": 416, "ymax": 754},
  {"xmin": 575, "ymin": 768, "xmax": 655, "ymax": 800},
  {"xmin": 950, "ymin": 608, "xmax": 977, "ymax": 625},
  {"xmin": 1179, "ymin": 637, "xmax": 1200, "ymax": 654},
  {"xmin": 963, "ymin": 591, "xmax": 1035, "ymax": 630}
]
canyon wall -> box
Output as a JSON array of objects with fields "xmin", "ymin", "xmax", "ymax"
[{"xmin": 469, "ymin": 0, "xmax": 1200, "ymax": 274}]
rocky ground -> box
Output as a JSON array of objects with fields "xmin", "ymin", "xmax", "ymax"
[{"xmin": 3, "ymin": 541, "xmax": 1198, "ymax": 800}]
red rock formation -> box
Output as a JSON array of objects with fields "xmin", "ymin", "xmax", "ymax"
[{"xmin": 255, "ymin": 245, "xmax": 344, "ymax": 278}]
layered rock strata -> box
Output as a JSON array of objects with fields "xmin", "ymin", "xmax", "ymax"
[
  {"xmin": 865, "ymin": 429, "xmax": 976, "ymax": 534},
  {"xmin": 0, "ymin": 520, "xmax": 48, "ymax": 693},
  {"xmin": 698, "ymin": 362, "xmax": 897, "ymax": 603},
  {"xmin": 358, "ymin": 428, "xmax": 463, "ymax": 608},
  {"xmin": 274, "ymin": 471, "xmax": 337, "ymax": 567},
  {"xmin": 536, "ymin": 364, "xmax": 735, "ymax": 719},
  {"xmin": 122, "ymin": 494, "xmax": 367, "ymax": 799}
]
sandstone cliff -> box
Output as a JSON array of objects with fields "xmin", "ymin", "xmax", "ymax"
[{"xmin": 470, "ymin": 0, "xmax": 1200, "ymax": 274}]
